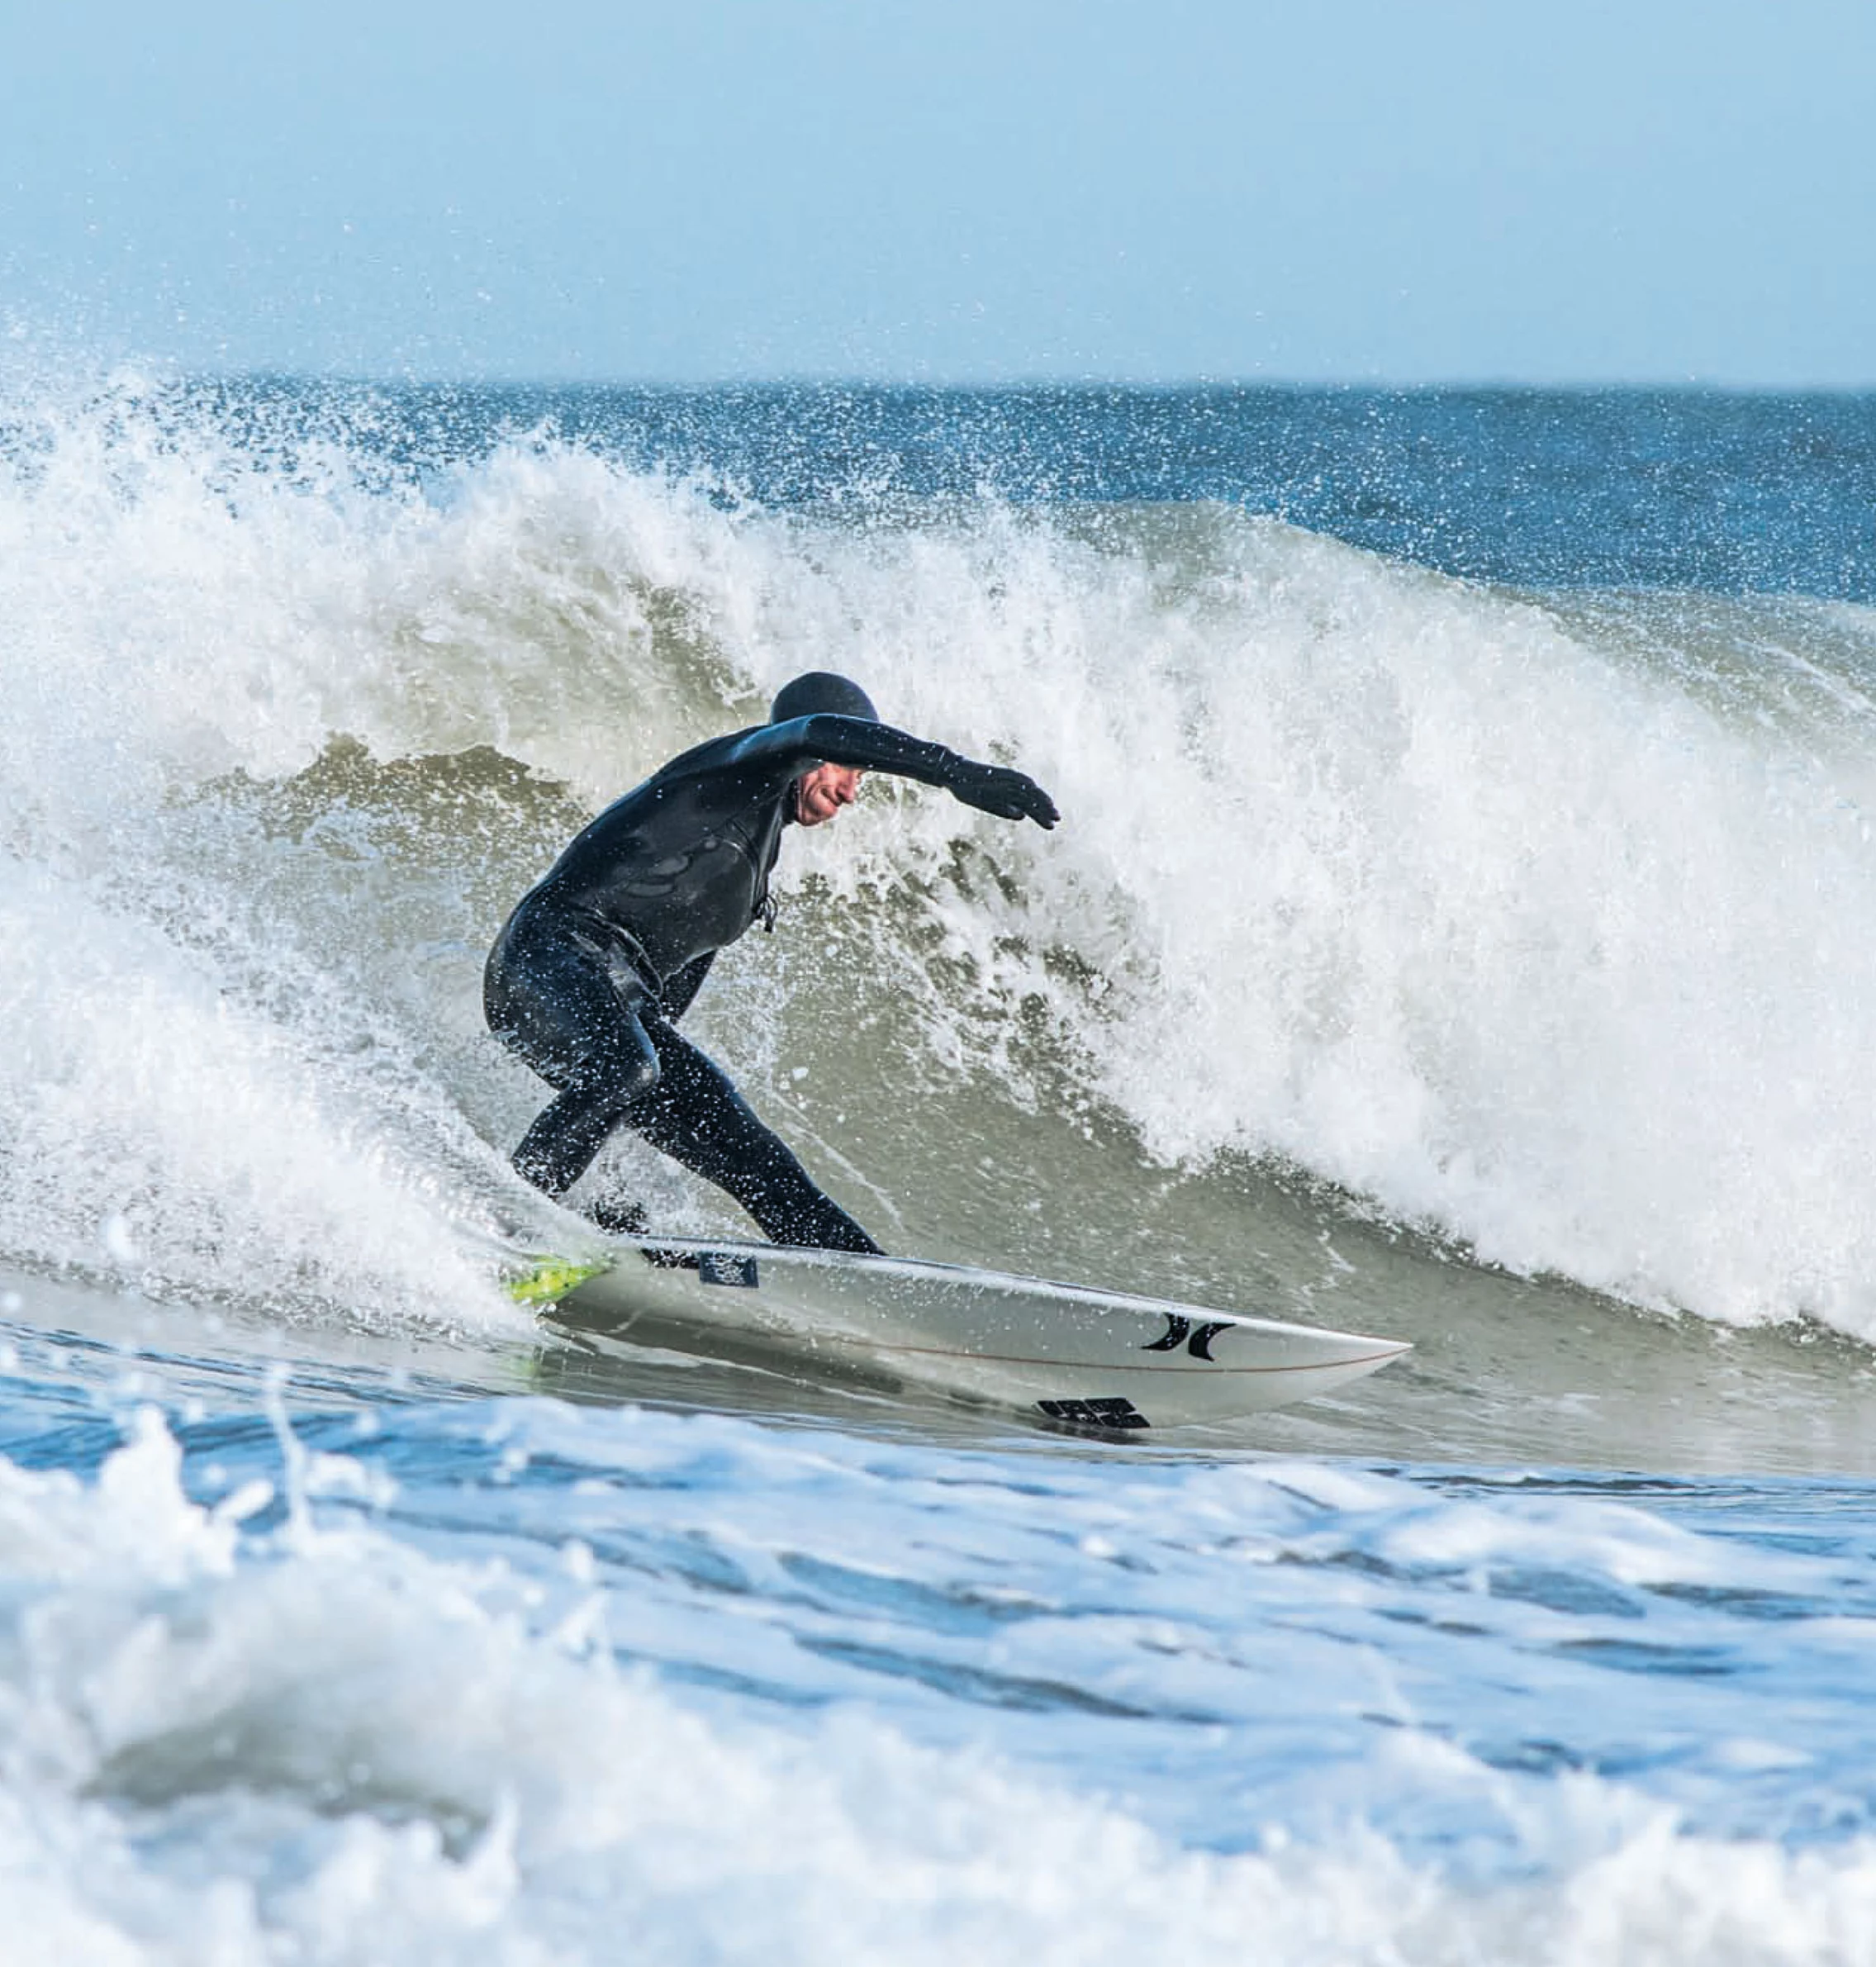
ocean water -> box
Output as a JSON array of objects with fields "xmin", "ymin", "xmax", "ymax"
[{"xmin": 3, "ymin": 368, "xmax": 1876, "ymax": 1962}]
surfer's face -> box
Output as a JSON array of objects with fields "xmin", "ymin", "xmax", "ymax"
[{"xmin": 795, "ymin": 763, "xmax": 865, "ymax": 827}]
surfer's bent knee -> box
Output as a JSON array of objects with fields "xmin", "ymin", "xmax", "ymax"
[{"xmin": 583, "ymin": 1040, "xmax": 659, "ymax": 1108}]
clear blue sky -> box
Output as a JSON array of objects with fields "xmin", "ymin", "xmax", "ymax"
[{"xmin": 2, "ymin": 0, "xmax": 1871, "ymax": 385}]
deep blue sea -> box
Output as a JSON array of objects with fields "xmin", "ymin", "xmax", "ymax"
[{"xmin": 3, "ymin": 370, "xmax": 1876, "ymax": 1962}]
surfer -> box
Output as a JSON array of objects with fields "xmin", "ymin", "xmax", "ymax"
[{"xmin": 485, "ymin": 672, "xmax": 1059, "ymax": 1252}]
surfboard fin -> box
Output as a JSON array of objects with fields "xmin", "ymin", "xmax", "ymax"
[{"xmin": 508, "ymin": 1256, "xmax": 611, "ymax": 1306}]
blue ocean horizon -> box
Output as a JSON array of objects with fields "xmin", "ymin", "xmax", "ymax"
[{"xmin": 170, "ymin": 375, "xmax": 1876, "ymax": 596}]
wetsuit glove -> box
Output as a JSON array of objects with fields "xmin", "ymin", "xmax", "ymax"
[{"xmin": 944, "ymin": 757, "xmax": 1060, "ymax": 828}]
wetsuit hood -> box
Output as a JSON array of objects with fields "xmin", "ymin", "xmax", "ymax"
[{"xmin": 769, "ymin": 672, "xmax": 879, "ymax": 725}]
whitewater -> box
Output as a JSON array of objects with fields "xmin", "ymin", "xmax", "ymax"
[{"xmin": 2, "ymin": 368, "xmax": 1876, "ymax": 1962}]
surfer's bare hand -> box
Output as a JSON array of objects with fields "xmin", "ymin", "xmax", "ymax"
[{"xmin": 947, "ymin": 759, "xmax": 1060, "ymax": 829}]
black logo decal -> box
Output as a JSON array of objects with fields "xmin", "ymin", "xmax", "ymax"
[
  {"xmin": 1036, "ymin": 1397, "xmax": 1151, "ymax": 1430},
  {"xmin": 697, "ymin": 1252, "xmax": 760, "ymax": 1289},
  {"xmin": 1142, "ymin": 1314, "xmax": 1232, "ymax": 1361}
]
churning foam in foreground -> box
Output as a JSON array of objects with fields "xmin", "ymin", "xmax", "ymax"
[
  {"xmin": 8, "ymin": 377, "xmax": 1876, "ymax": 1334},
  {"xmin": 0, "ymin": 1411, "xmax": 1867, "ymax": 1967}
]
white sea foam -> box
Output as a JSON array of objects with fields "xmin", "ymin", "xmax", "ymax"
[{"xmin": 0, "ymin": 1409, "xmax": 1869, "ymax": 1966}]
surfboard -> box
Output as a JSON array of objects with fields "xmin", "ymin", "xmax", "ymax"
[{"xmin": 514, "ymin": 1236, "xmax": 1410, "ymax": 1431}]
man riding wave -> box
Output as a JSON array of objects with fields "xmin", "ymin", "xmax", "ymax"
[{"xmin": 486, "ymin": 672, "xmax": 1058, "ymax": 1252}]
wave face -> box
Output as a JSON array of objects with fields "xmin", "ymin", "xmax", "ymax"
[{"xmin": 7, "ymin": 375, "xmax": 1876, "ymax": 1345}]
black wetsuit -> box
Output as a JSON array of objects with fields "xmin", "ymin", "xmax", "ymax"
[{"xmin": 485, "ymin": 712, "xmax": 1050, "ymax": 1252}]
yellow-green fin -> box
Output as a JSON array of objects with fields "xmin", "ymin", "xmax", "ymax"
[{"xmin": 509, "ymin": 1256, "xmax": 610, "ymax": 1306}]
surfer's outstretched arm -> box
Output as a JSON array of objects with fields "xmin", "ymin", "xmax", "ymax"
[{"xmin": 724, "ymin": 714, "xmax": 1060, "ymax": 829}]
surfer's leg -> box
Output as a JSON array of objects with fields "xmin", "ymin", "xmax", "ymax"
[
  {"xmin": 510, "ymin": 1082, "xmax": 640, "ymax": 1198},
  {"xmin": 628, "ymin": 1023, "xmax": 882, "ymax": 1254},
  {"xmin": 486, "ymin": 915, "xmax": 661, "ymax": 1201}
]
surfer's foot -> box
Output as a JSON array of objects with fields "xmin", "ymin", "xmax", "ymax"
[{"xmin": 587, "ymin": 1193, "xmax": 648, "ymax": 1237}]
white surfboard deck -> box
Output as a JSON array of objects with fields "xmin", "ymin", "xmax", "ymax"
[{"xmin": 515, "ymin": 1235, "xmax": 1410, "ymax": 1432}]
